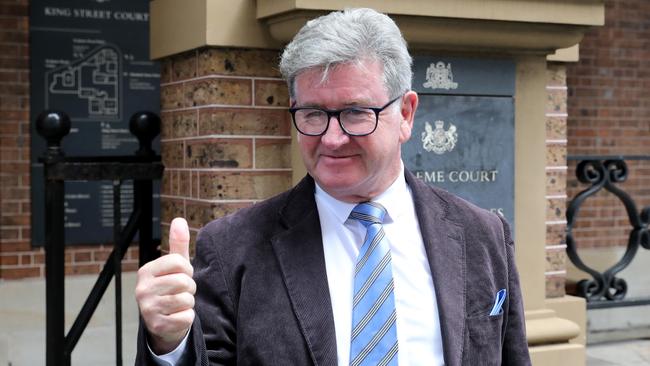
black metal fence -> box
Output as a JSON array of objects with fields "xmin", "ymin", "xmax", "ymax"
[
  {"xmin": 37, "ymin": 110, "xmax": 163, "ymax": 366},
  {"xmin": 566, "ymin": 155, "xmax": 650, "ymax": 309}
]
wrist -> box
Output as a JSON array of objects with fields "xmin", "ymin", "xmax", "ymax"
[{"xmin": 148, "ymin": 329, "xmax": 189, "ymax": 355}]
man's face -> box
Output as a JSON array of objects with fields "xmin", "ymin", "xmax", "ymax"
[{"xmin": 293, "ymin": 59, "xmax": 418, "ymax": 202}]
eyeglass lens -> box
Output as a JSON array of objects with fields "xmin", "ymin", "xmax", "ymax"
[{"xmin": 293, "ymin": 108, "xmax": 376, "ymax": 135}]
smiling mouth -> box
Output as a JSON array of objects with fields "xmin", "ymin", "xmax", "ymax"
[{"xmin": 320, "ymin": 153, "xmax": 358, "ymax": 160}]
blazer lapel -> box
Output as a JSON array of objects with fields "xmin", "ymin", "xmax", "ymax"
[
  {"xmin": 271, "ymin": 176, "xmax": 338, "ymax": 366},
  {"xmin": 406, "ymin": 170, "xmax": 465, "ymax": 366}
]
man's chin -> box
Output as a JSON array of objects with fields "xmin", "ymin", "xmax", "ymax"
[{"xmin": 313, "ymin": 175, "xmax": 369, "ymax": 200}]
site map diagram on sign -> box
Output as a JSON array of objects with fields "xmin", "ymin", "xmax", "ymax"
[
  {"xmin": 30, "ymin": 0, "xmax": 161, "ymax": 245},
  {"xmin": 45, "ymin": 45, "xmax": 122, "ymax": 121}
]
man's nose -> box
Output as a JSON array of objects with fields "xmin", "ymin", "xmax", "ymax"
[{"xmin": 320, "ymin": 116, "xmax": 349, "ymax": 147}]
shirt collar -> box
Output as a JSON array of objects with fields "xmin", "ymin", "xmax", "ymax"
[{"xmin": 314, "ymin": 162, "xmax": 411, "ymax": 225}]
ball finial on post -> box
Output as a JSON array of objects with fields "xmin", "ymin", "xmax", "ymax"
[
  {"xmin": 35, "ymin": 110, "xmax": 71, "ymax": 157},
  {"xmin": 129, "ymin": 111, "xmax": 160, "ymax": 156}
]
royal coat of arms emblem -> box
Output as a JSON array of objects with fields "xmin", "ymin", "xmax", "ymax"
[
  {"xmin": 421, "ymin": 120, "xmax": 458, "ymax": 154},
  {"xmin": 422, "ymin": 61, "xmax": 459, "ymax": 90}
]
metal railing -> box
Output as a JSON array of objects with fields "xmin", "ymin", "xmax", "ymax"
[
  {"xmin": 566, "ymin": 155, "xmax": 650, "ymax": 309},
  {"xmin": 36, "ymin": 110, "xmax": 164, "ymax": 366}
]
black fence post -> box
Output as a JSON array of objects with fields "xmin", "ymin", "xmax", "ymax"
[
  {"xmin": 37, "ymin": 109, "xmax": 163, "ymax": 365},
  {"xmin": 36, "ymin": 110, "xmax": 71, "ymax": 366},
  {"xmin": 130, "ymin": 111, "xmax": 161, "ymax": 266},
  {"xmin": 112, "ymin": 179, "xmax": 123, "ymax": 366}
]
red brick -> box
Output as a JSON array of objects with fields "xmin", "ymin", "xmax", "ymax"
[
  {"xmin": 0, "ymin": 82, "xmax": 28, "ymax": 95},
  {"xmin": 65, "ymin": 264, "xmax": 101, "ymax": 276},
  {"xmin": 0, "ymin": 4, "xmax": 29, "ymax": 17},
  {"xmin": 127, "ymin": 247, "xmax": 139, "ymax": 261},
  {"xmin": 20, "ymin": 227, "xmax": 30, "ymax": 240},
  {"xmin": 0, "ymin": 241, "xmax": 29, "ymax": 252},
  {"xmin": 121, "ymin": 262, "xmax": 139, "ymax": 272},
  {"xmin": 0, "ymin": 58, "xmax": 29, "ymax": 70},
  {"xmin": 93, "ymin": 250, "xmax": 111, "ymax": 262},
  {"xmin": 0, "ymin": 214, "xmax": 29, "ymax": 226},
  {"xmin": 0, "ymin": 122, "xmax": 20, "ymax": 135},
  {"xmin": 0, "ymin": 201, "xmax": 20, "ymax": 214},
  {"xmin": 1, "ymin": 227, "xmax": 19, "ymax": 240},
  {"xmin": 34, "ymin": 252, "xmax": 44, "ymax": 264},
  {"xmin": 74, "ymin": 251, "xmax": 92, "ymax": 263},
  {"xmin": 1, "ymin": 186, "xmax": 29, "ymax": 200},
  {"xmin": 0, "ymin": 254, "xmax": 18, "ymax": 265},
  {"xmin": 0, "ymin": 266, "xmax": 41, "ymax": 279},
  {"xmin": 0, "ymin": 71, "xmax": 20, "ymax": 83},
  {"xmin": 0, "ymin": 95, "xmax": 28, "ymax": 110}
]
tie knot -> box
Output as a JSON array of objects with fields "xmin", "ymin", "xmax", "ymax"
[{"xmin": 350, "ymin": 202, "xmax": 386, "ymax": 226}]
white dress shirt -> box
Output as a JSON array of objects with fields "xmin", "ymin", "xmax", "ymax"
[
  {"xmin": 151, "ymin": 166, "xmax": 445, "ymax": 365},
  {"xmin": 316, "ymin": 167, "xmax": 444, "ymax": 366}
]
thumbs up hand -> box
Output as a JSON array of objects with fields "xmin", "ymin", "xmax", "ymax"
[{"xmin": 135, "ymin": 218, "xmax": 196, "ymax": 354}]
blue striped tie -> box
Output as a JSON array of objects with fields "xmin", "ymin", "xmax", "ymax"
[{"xmin": 349, "ymin": 202, "xmax": 398, "ymax": 366}]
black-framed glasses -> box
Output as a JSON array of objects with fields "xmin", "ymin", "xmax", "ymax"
[{"xmin": 289, "ymin": 95, "xmax": 402, "ymax": 136}]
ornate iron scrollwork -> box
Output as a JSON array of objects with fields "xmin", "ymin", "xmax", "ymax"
[{"xmin": 566, "ymin": 157, "xmax": 650, "ymax": 304}]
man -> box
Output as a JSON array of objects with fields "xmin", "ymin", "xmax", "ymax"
[{"xmin": 135, "ymin": 8, "xmax": 531, "ymax": 366}]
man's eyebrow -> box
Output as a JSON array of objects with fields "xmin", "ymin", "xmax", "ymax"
[
  {"xmin": 291, "ymin": 95, "xmax": 379, "ymax": 109},
  {"xmin": 342, "ymin": 100, "xmax": 374, "ymax": 107},
  {"xmin": 294, "ymin": 100, "xmax": 376, "ymax": 109}
]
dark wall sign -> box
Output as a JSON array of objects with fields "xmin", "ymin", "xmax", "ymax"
[
  {"xmin": 403, "ymin": 56, "xmax": 516, "ymax": 226},
  {"xmin": 30, "ymin": 0, "xmax": 161, "ymax": 245}
]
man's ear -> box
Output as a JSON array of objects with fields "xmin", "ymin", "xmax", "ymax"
[{"xmin": 399, "ymin": 91, "xmax": 418, "ymax": 143}]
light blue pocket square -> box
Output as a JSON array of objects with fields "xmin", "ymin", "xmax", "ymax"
[{"xmin": 489, "ymin": 289, "xmax": 507, "ymax": 316}]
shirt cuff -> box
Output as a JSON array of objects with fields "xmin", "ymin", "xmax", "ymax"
[{"xmin": 147, "ymin": 330, "xmax": 191, "ymax": 366}]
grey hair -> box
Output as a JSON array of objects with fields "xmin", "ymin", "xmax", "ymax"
[{"xmin": 279, "ymin": 8, "xmax": 412, "ymax": 99}]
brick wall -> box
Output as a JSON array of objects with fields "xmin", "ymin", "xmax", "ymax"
[
  {"xmin": 0, "ymin": 0, "xmax": 139, "ymax": 280},
  {"xmin": 545, "ymin": 64, "xmax": 569, "ymax": 298},
  {"xmin": 157, "ymin": 48, "xmax": 292, "ymax": 252},
  {"xmin": 565, "ymin": 0, "xmax": 650, "ymax": 250},
  {"xmin": 0, "ymin": 0, "xmax": 31, "ymax": 277}
]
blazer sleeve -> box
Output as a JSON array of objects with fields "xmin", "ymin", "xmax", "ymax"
[
  {"xmin": 187, "ymin": 225, "xmax": 237, "ymax": 365},
  {"xmin": 499, "ymin": 215, "xmax": 532, "ymax": 366}
]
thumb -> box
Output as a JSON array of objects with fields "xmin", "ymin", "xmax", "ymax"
[{"xmin": 169, "ymin": 217, "xmax": 190, "ymax": 261}]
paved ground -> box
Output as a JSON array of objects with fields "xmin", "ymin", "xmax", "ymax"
[
  {"xmin": 1, "ymin": 273, "xmax": 649, "ymax": 365},
  {"xmin": 0, "ymin": 273, "xmax": 139, "ymax": 366},
  {"xmin": 586, "ymin": 339, "xmax": 650, "ymax": 366}
]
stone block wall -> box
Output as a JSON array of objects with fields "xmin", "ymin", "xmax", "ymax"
[
  {"xmin": 545, "ymin": 64, "xmax": 569, "ymax": 298},
  {"xmin": 157, "ymin": 48, "xmax": 293, "ymax": 253}
]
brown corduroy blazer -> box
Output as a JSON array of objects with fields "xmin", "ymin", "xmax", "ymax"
[{"xmin": 136, "ymin": 169, "xmax": 531, "ymax": 366}]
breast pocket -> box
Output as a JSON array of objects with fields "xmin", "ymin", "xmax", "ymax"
[{"xmin": 463, "ymin": 313, "xmax": 504, "ymax": 365}]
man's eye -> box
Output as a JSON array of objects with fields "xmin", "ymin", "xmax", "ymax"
[
  {"xmin": 344, "ymin": 108, "xmax": 373, "ymax": 119},
  {"xmin": 304, "ymin": 110, "xmax": 325, "ymax": 119}
]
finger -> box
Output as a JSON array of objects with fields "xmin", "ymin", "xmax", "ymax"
[
  {"xmin": 146, "ymin": 308, "xmax": 195, "ymax": 340},
  {"xmin": 138, "ymin": 253, "xmax": 193, "ymax": 279},
  {"xmin": 147, "ymin": 272, "xmax": 196, "ymax": 296},
  {"xmin": 158, "ymin": 292, "xmax": 196, "ymax": 315},
  {"xmin": 169, "ymin": 217, "xmax": 190, "ymax": 261},
  {"xmin": 163, "ymin": 308, "xmax": 195, "ymax": 331}
]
